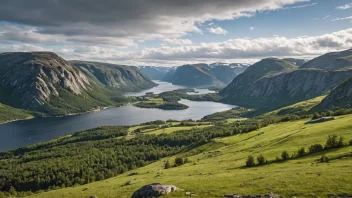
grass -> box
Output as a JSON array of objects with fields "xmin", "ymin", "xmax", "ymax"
[
  {"xmin": 146, "ymin": 125, "xmax": 212, "ymax": 135},
  {"xmin": 0, "ymin": 103, "xmax": 34, "ymax": 124},
  {"xmin": 265, "ymin": 95, "xmax": 326, "ymax": 116},
  {"xmin": 27, "ymin": 114, "xmax": 352, "ymax": 198}
]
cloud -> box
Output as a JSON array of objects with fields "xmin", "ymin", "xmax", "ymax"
[
  {"xmin": 25, "ymin": 28, "xmax": 350, "ymax": 66},
  {"xmin": 208, "ymin": 27, "xmax": 228, "ymax": 35},
  {"xmin": 336, "ymin": 3, "xmax": 352, "ymax": 10},
  {"xmin": 314, "ymin": 15, "xmax": 330, "ymax": 20},
  {"xmin": 249, "ymin": 27, "xmax": 255, "ymax": 30},
  {"xmin": 0, "ymin": 0, "xmax": 307, "ymax": 46},
  {"xmin": 331, "ymin": 16, "xmax": 352, "ymax": 22},
  {"xmin": 163, "ymin": 38, "xmax": 192, "ymax": 45},
  {"xmin": 0, "ymin": 44, "xmax": 47, "ymax": 52},
  {"xmin": 282, "ymin": 2, "xmax": 317, "ymax": 9}
]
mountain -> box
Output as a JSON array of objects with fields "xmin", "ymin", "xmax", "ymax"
[
  {"xmin": 167, "ymin": 63, "xmax": 249, "ymax": 86},
  {"xmin": 300, "ymin": 48, "xmax": 352, "ymax": 70},
  {"xmin": 220, "ymin": 58, "xmax": 298, "ymax": 95},
  {"xmin": 161, "ymin": 68, "xmax": 176, "ymax": 82},
  {"xmin": 283, "ymin": 58, "xmax": 307, "ymax": 66},
  {"xmin": 0, "ymin": 52, "xmax": 155, "ymax": 115},
  {"xmin": 169, "ymin": 64, "xmax": 224, "ymax": 86},
  {"xmin": 317, "ymin": 77, "xmax": 352, "ymax": 109},
  {"xmin": 220, "ymin": 52, "xmax": 352, "ymax": 109},
  {"xmin": 71, "ymin": 61, "xmax": 156, "ymax": 91},
  {"xmin": 137, "ymin": 66, "xmax": 175, "ymax": 80}
]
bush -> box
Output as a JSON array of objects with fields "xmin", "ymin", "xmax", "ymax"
[
  {"xmin": 319, "ymin": 155, "xmax": 329, "ymax": 163},
  {"xmin": 349, "ymin": 140, "xmax": 352, "ymax": 146},
  {"xmin": 257, "ymin": 154, "xmax": 266, "ymax": 165},
  {"xmin": 308, "ymin": 144, "xmax": 324, "ymax": 153},
  {"xmin": 325, "ymin": 135, "xmax": 345, "ymax": 149},
  {"xmin": 246, "ymin": 156, "xmax": 255, "ymax": 167},
  {"xmin": 281, "ymin": 151, "xmax": 290, "ymax": 160},
  {"xmin": 175, "ymin": 157, "xmax": 185, "ymax": 166},
  {"xmin": 164, "ymin": 160, "xmax": 171, "ymax": 169},
  {"xmin": 297, "ymin": 147, "xmax": 305, "ymax": 157}
]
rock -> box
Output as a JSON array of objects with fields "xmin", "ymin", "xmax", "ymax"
[
  {"xmin": 185, "ymin": 191, "xmax": 196, "ymax": 196},
  {"xmin": 305, "ymin": 117, "xmax": 335, "ymax": 124},
  {"xmin": 222, "ymin": 192, "xmax": 282, "ymax": 198},
  {"xmin": 89, "ymin": 196, "xmax": 98, "ymax": 198},
  {"xmin": 126, "ymin": 181, "xmax": 136, "ymax": 185},
  {"xmin": 82, "ymin": 188, "xmax": 88, "ymax": 191},
  {"xmin": 131, "ymin": 183, "xmax": 177, "ymax": 198}
]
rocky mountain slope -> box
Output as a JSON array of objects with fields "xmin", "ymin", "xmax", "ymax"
[
  {"xmin": 138, "ymin": 66, "xmax": 175, "ymax": 80},
  {"xmin": 71, "ymin": 61, "xmax": 156, "ymax": 91},
  {"xmin": 220, "ymin": 51, "xmax": 352, "ymax": 109},
  {"xmin": 283, "ymin": 58, "xmax": 307, "ymax": 66},
  {"xmin": 300, "ymin": 48, "xmax": 352, "ymax": 70},
  {"xmin": 166, "ymin": 63, "xmax": 249, "ymax": 86},
  {"xmin": 161, "ymin": 68, "xmax": 176, "ymax": 82},
  {"xmin": 0, "ymin": 52, "xmax": 155, "ymax": 115},
  {"xmin": 317, "ymin": 77, "xmax": 352, "ymax": 109}
]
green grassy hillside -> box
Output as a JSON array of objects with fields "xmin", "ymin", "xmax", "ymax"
[
  {"xmin": 0, "ymin": 103, "xmax": 34, "ymax": 124},
  {"xmin": 26, "ymin": 115, "xmax": 352, "ymax": 198}
]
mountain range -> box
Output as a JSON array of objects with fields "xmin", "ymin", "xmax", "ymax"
[
  {"xmin": 162, "ymin": 63, "xmax": 250, "ymax": 87},
  {"xmin": 220, "ymin": 49, "xmax": 352, "ymax": 110},
  {"xmin": 0, "ymin": 52, "xmax": 155, "ymax": 116}
]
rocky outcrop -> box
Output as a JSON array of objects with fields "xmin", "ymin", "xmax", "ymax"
[
  {"xmin": 0, "ymin": 52, "xmax": 90, "ymax": 109},
  {"xmin": 131, "ymin": 183, "xmax": 177, "ymax": 198},
  {"xmin": 317, "ymin": 77, "xmax": 352, "ymax": 109},
  {"xmin": 305, "ymin": 117, "xmax": 335, "ymax": 124},
  {"xmin": 71, "ymin": 61, "xmax": 156, "ymax": 91}
]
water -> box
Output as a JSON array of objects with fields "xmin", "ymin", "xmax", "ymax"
[
  {"xmin": 124, "ymin": 80, "xmax": 215, "ymax": 96},
  {"xmin": 0, "ymin": 81, "xmax": 235, "ymax": 151}
]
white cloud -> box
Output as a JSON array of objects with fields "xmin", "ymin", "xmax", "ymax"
[
  {"xmin": 282, "ymin": 2, "xmax": 317, "ymax": 10},
  {"xmin": 163, "ymin": 38, "xmax": 193, "ymax": 45},
  {"xmin": 314, "ymin": 15, "xmax": 330, "ymax": 20},
  {"xmin": 249, "ymin": 27, "xmax": 255, "ymax": 30},
  {"xmin": 331, "ymin": 16, "xmax": 352, "ymax": 22},
  {"xmin": 208, "ymin": 27, "xmax": 228, "ymax": 35},
  {"xmin": 336, "ymin": 3, "xmax": 352, "ymax": 10},
  {"xmin": 35, "ymin": 28, "xmax": 352, "ymax": 66}
]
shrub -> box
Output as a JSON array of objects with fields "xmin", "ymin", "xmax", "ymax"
[
  {"xmin": 275, "ymin": 156, "xmax": 280, "ymax": 161},
  {"xmin": 175, "ymin": 157, "xmax": 185, "ymax": 166},
  {"xmin": 325, "ymin": 135, "xmax": 345, "ymax": 149},
  {"xmin": 246, "ymin": 155, "xmax": 255, "ymax": 167},
  {"xmin": 257, "ymin": 154, "xmax": 266, "ymax": 165},
  {"xmin": 319, "ymin": 155, "xmax": 329, "ymax": 163},
  {"xmin": 164, "ymin": 160, "xmax": 171, "ymax": 169},
  {"xmin": 297, "ymin": 147, "xmax": 305, "ymax": 157},
  {"xmin": 309, "ymin": 144, "xmax": 324, "ymax": 153},
  {"xmin": 349, "ymin": 140, "xmax": 352, "ymax": 146},
  {"xmin": 281, "ymin": 151, "xmax": 290, "ymax": 160}
]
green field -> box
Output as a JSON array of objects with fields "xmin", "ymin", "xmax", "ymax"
[{"xmin": 27, "ymin": 115, "xmax": 352, "ymax": 198}]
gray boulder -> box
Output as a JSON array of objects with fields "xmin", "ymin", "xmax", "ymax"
[
  {"xmin": 131, "ymin": 183, "xmax": 177, "ymax": 198},
  {"xmin": 305, "ymin": 117, "xmax": 335, "ymax": 124}
]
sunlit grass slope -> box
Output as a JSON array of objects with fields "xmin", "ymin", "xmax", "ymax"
[{"xmin": 28, "ymin": 115, "xmax": 352, "ymax": 198}]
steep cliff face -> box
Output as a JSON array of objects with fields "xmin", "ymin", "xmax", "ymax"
[
  {"xmin": 317, "ymin": 77, "xmax": 352, "ymax": 109},
  {"xmin": 0, "ymin": 52, "xmax": 90, "ymax": 109},
  {"xmin": 0, "ymin": 52, "xmax": 157, "ymax": 115},
  {"xmin": 71, "ymin": 61, "xmax": 156, "ymax": 91},
  {"xmin": 220, "ymin": 52, "xmax": 352, "ymax": 109},
  {"xmin": 300, "ymin": 49, "xmax": 352, "ymax": 70},
  {"xmin": 161, "ymin": 68, "xmax": 176, "ymax": 82}
]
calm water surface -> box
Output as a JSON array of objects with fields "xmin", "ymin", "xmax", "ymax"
[{"xmin": 0, "ymin": 81, "xmax": 235, "ymax": 151}]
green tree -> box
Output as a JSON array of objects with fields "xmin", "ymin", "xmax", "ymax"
[
  {"xmin": 281, "ymin": 151, "xmax": 290, "ymax": 160},
  {"xmin": 297, "ymin": 147, "xmax": 305, "ymax": 157},
  {"xmin": 164, "ymin": 160, "xmax": 171, "ymax": 169},
  {"xmin": 257, "ymin": 154, "xmax": 266, "ymax": 165},
  {"xmin": 246, "ymin": 155, "xmax": 255, "ymax": 167}
]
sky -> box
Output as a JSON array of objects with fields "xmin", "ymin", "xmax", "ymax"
[{"xmin": 0, "ymin": 0, "xmax": 351, "ymax": 66}]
